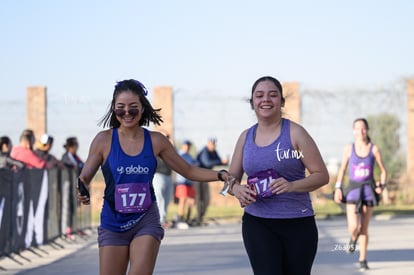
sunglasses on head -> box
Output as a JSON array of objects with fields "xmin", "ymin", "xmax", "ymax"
[{"xmin": 114, "ymin": 108, "xmax": 141, "ymax": 117}]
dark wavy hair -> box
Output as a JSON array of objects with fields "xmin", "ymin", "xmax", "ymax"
[
  {"xmin": 249, "ymin": 76, "xmax": 284, "ymax": 109},
  {"xmin": 98, "ymin": 79, "xmax": 163, "ymax": 128}
]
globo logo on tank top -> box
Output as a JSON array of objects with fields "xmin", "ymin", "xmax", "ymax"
[{"xmin": 116, "ymin": 164, "xmax": 150, "ymax": 175}]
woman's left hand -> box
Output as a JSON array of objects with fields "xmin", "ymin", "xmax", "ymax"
[
  {"xmin": 269, "ymin": 177, "xmax": 291, "ymax": 195},
  {"xmin": 375, "ymin": 181, "xmax": 387, "ymax": 194}
]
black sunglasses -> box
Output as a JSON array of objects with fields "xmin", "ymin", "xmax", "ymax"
[{"xmin": 114, "ymin": 108, "xmax": 140, "ymax": 117}]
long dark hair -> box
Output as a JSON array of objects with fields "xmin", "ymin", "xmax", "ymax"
[
  {"xmin": 354, "ymin": 117, "xmax": 371, "ymax": 143},
  {"xmin": 98, "ymin": 79, "xmax": 163, "ymax": 128}
]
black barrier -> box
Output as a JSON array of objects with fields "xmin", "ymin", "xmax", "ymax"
[
  {"xmin": 60, "ymin": 168, "xmax": 79, "ymax": 237},
  {"xmin": 47, "ymin": 168, "xmax": 61, "ymax": 240},
  {"xmin": 0, "ymin": 168, "xmax": 13, "ymax": 255},
  {"xmin": 9, "ymin": 169, "xmax": 27, "ymax": 254},
  {"xmin": 0, "ymin": 167, "xmax": 91, "ymax": 258}
]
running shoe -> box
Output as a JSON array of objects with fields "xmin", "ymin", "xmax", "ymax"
[
  {"xmin": 347, "ymin": 232, "xmax": 360, "ymax": 253},
  {"xmin": 347, "ymin": 237, "xmax": 358, "ymax": 253},
  {"xmin": 359, "ymin": 260, "xmax": 369, "ymax": 271}
]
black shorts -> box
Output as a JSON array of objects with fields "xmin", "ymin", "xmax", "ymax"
[{"xmin": 242, "ymin": 213, "xmax": 318, "ymax": 275}]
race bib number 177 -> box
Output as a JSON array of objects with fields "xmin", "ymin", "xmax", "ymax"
[{"xmin": 114, "ymin": 183, "xmax": 152, "ymax": 213}]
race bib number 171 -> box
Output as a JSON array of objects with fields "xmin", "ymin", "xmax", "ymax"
[{"xmin": 247, "ymin": 169, "xmax": 279, "ymax": 199}]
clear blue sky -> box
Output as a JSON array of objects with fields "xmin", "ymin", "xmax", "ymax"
[
  {"xmin": 0, "ymin": 0, "xmax": 412, "ymax": 162},
  {"xmin": 1, "ymin": 0, "xmax": 413, "ymax": 99}
]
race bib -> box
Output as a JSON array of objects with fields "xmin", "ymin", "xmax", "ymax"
[
  {"xmin": 352, "ymin": 163, "xmax": 372, "ymax": 181},
  {"xmin": 114, "ymin": 183, "xmax": 152, "ymax": 213},
  {"xmin": 247, "ymin": 169, "xmax": 279, "ymax": 199}
]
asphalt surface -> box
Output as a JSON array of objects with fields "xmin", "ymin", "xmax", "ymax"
[{"xmin": 1, "ymin": 215, "xmax": 413, "ymax": 275}]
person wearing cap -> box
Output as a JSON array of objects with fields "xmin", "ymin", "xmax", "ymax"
[
  {"xmin": 195, "ymin": 137, "xmax": 229, "ymax": 225},
  {"xmin": 61, "ymin": 137, "xmax": 84, "ymax": 175},
  {"xmin": 174, "ymin": 139, "xmax": 198, "ymax": 228},
  {"xmin": 35, "ymin": 134, "xmax": 64, "ymax": 169}
]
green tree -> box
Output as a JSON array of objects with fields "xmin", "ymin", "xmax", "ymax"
[{"xmin": 367, "ymin": 113, "xmax": 405, "ymax": 181}]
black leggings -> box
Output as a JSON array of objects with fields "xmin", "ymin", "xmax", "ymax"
[{"xmin": 242, "ymin": 213, "xmax": 318, "ymax": 275}]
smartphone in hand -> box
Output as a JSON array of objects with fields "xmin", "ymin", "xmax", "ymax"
[{"xmin": 77, "ymin": 178, "xmax": 90, "ymax": 199}]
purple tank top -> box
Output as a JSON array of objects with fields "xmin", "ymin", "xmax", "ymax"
[
  {"xmin": 348, "ymin": 144, "xmax": 375, "ymax": 182},
  {"xmin": 242, "ymin": 119, "xmax": 314, "ymax": 219}
]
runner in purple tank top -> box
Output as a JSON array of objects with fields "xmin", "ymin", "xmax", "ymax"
[
  {"xmin": 77, "ymin": 79, "xmax": 232, "ymax": 275},
  {"xmin": 226, "ymin": 76, "xmax": 329, "ymax": 275},
  {"xmin": 334, "ymin": 118, "xmax": 387, "ymax": 271}
]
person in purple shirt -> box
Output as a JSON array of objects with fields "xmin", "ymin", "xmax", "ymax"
[
  {"xmin": 334, "ymin": 118, "xmax": 387, "ymax": 271},
  {"xmin": 226, "ymin": 76, "xmax": 329, "ymax": 275}
]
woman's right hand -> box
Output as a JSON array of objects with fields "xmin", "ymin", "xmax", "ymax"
[
  {"xmin": 233, "ymin": 184, "xmax": 256, "ymax": 207},
  {"xmin": 77, "ymin": 181, "xmax": 91, "ymax": 205},
  {"xmin": 77, "ymin": 193, "xmax": 91, "ymax": 205}
]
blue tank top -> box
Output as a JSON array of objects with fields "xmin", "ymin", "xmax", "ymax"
[
  {"xmin": 242, "ymin": 119, "xmax": 314, "ymax": 218},
  {"xmin": 348, "ymin": 144, "xmax": 375, "ymax": 182},
  {"xmin": 100, "ymin": 128, "xmax": 157, "ymax": 232}
]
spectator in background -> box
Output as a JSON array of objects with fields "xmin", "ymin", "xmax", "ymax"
[
  {"xmin": 153, "ymin": 131, "xmax": 174, "ymax": 228},
  {"xmin": 35, "ymin": 133, "xmax": 64, "ymax": 169},
  {"xmin": 195, "ymin": 137, "xmax": 228, "ymax": 225},
  {"xmin": 11, "ymin": 129, "xmax": 49, "ymax": 169},
  {"xmin": 61, "ymin": 137, "xmax": 84, "ymax": 175},
  {"xmin": 175, "ymin": 140, "xmax": 198, "ymax": 228},
  {"xmin": 0, "ymin": 135, "xmax": 25, "ymax": 170}
]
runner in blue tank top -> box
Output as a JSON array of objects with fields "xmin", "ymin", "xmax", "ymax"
[
  {"xmin": 226, "ymin": 76, "xmax": 329, "ymax": 275},
  {"xmin": 77, "ymin": 79, "xmax": 232, "ymax": 275},
  {"xmin": 334, "ymin": 118, "xmax": 387, "ymax": 271}
]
